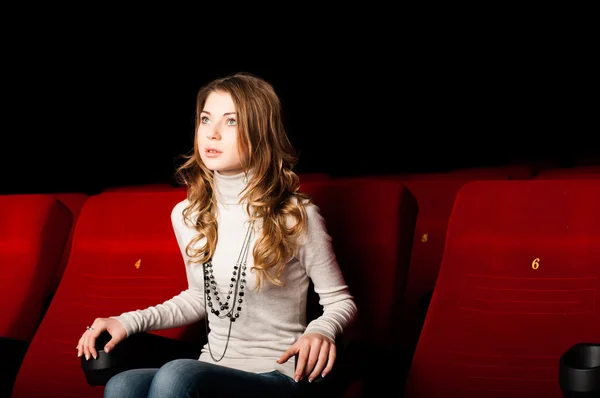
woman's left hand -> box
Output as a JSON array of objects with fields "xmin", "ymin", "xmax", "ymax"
[{"xmin": 277, "ymin": 332, "xmax": 336, "ymax": 383}]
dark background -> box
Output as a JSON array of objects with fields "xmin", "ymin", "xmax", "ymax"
[{"xmin": 2, "ymin": 27, "xmax": 597, "ymax": 195}]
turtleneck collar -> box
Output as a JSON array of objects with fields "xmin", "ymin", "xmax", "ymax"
[{"xmin": 213, "ymin": 170, "xmax": 252, "ymax": 205}]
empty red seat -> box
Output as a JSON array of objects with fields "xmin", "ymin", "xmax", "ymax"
[
  {"xmin": 398, "ymin": 179, "xmax": 474, "ymax": 349},
  {"xmin": 404, "ymin": 180, "xmax": 600, "ymax": 398},
  {"xmin": 300, "ymin": 178, "xmax": 418, "ymax": 396},
  {"xmin": 0, "ymin": 194, "xmax": 73, "ymax": 397},
  {"xmin": 11, "ymin": 189, "xmax": 193, "ymax": 398},
  {"xmin": 358, "ymin": 166, "xmax": 533, "ymax": 353}
]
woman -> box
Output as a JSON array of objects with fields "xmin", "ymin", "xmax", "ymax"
[{"xmin": 76, "ymin": 72, "xmax": 357, "ymax": 397}]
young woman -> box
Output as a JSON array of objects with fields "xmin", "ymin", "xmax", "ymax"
[{"xmin": 76, "ymin": 72, "xmax": 358, "ymax": 398}]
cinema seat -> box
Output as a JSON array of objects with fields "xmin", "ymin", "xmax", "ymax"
[
  {"xmin": 398, "ymin": 179, "xmax": 478, "ymax": 351},
  {"xmin": 300, "ymin": 178, "xmax": 418, "ymax": 397},
  {"xmin": 535, "ymin": 165, "xmax": 600, "ymax": 179},
  {"xmin": 52, "ymin": 192, "xmax": 89, "ymax": 291},
  {"xmin": 404, "ymin": 179, "xmax": 600, "ymax": 398},
  {"xmin": 0, "ymin": 194, "xmax": 73, "ymax": 398},
  {"xmin": 360, "ymin": 165, "xmax": 534, "ymax": 354},
  {"xmin": 10, "ymin": 189, "xmax": 201, "ymax": 398}
]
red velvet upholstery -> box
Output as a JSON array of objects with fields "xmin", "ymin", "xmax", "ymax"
[
  {"xmin": 404, "ymin": 180, "xmax": 600, "ymax": 398},
  {"xmin": 301, "ymin": 178, "xmax": 418, "ymax": 396},
  {"xmin": 357, "ymin": 166, "xmax": 533, "ymax": 352},
  {"xmin": 398, "ymin": 179, "xmax": 476, "ymax": 349},
  {"xmin": 53, "ymin": 192, "xmax": 89, "ymax": 291},
  {"xmin": 0, "ymin": 194, "xmax": 72, "ymax": 342},
  {"xmin": 536, "ymin": 165, "xmax": 600, "ymax": 179},
  {"xmin": 11, "ymin": 190, "xmax": 198, "ymax": 398},
  {"xmin": 351, "ymin": 167, "xmax": 534, "ymax": 352}
]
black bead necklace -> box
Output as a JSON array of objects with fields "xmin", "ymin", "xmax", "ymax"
[{"xmin": 202, "ymin": 221, "xmax": 253, "ymax": 362}]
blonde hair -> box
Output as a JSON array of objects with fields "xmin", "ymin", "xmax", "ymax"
[{"xmin": 175, "ymin": 72, "xmax": 310, "ymax": 289}]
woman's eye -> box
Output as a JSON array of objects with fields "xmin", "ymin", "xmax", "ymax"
[
  {"xmin": 201, "ymin": 116, "xmax": 210, "ymax": 123},
  {"xmin": 227, "ymin": 118, "xmax": 237, "ymax": 126}
]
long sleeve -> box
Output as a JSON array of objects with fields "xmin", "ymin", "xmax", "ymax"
[
  {"xmin": 298, "ymin": 204, "xmax": 358, "ymax": 342},
  {"xmin": 112, "ymin": 200, "xmax": 206, "ymax": 337}
]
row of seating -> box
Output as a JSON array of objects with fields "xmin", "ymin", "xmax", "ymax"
[{"xmin": 1, "ymin": 165, "xmax": 599, "ymax": 397}]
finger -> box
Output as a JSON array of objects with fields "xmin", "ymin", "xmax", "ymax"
[
  {"xmin": 304, "ymin": 340, "xmax": 322, "ymax": 378},
  {"xmin": 295, "ymin": 345, "xmax": 310, "ymax": 382},
  {"xmin": 277, "ymin": 345, "xmax": 298, "ymax": 364},
  {"xmin": 308, "ymin": 341, "xmax": 330, "ymax": 382},
  {"xmin": 86, "ymin": 327, "xmax": 103, "ymax": 359},
  {"xmin": 321, "ymin": 344, "xmax": 337, "ymax": 377},
  {"xmin": 103, "ymin": 333, "xmax": 122, "ymax": 353},
  {"xmin": 82, "ymin": 332, "xmax": 91, "ymax": 360},
  {"xmin": 77, "ymin": 335, "xmax": 84, "ymax": 357}
]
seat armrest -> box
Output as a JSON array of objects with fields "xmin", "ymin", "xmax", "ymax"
[{"xmin": 81, "ymin": 331, "xmax": 201, "ymax": 386}]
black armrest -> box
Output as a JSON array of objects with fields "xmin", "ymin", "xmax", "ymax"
[
  {"xmin": 296, "ymin": 338, "xmax": 360, "ymax": 397},
  {"xmin": 303, "ymin": 340, "xmax": 409, "ymax": 397},
  {"xmin": 559, "ymin": 342, "xmax": 600, "ymax": 398},
  {"xmin": 81, "ymin": 331, "xmax": 201, "ymax": 386}
]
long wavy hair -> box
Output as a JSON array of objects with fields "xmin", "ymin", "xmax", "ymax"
[{"xmin": 175, "ymin": 72, "xmax": 310, "ymax": 290}]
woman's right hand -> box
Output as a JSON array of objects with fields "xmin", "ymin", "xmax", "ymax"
[{"xmin": 76, "ymin": 317, "xmax": 127, "ymax": 360}]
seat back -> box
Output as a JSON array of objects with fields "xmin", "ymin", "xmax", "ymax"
[
  {"xmin": 301, "ymin": 178, "xmax": 418, "ymax": 396},
  {"xmin": 11, "ymin": 189, "xmax": 200, "ymax": 398},
  {"xmin": 404, "ymin": 180, "xmax": 600, "ymax": 398},
  {"xmin": 359, "ymin": 166, "xmax": 533, "ymax": 353},
  {"xmin": 400, "ymin": 174, "xmax": 531, "ymax": 352},
  {"xmin": 0, "ymin": 194, "xmax": 72, "ymax": 398},
  {"xmin": 0, "ymin": 194, "xmax": 72, "ymax": 342},
  {"xmin": 53, "ymin": 192, "xmax": 89, "ymax": 291},
  {"xmin": 398, "ymin": 179, "xmax": 473, "ymax": 348}
]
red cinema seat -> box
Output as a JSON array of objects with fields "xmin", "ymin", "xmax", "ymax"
[
  {"xmin": 10, "ymin": 189, "xmax": 198, "ymax": 398},
  {"xmin": 52, "ymin": 192, "xmax": 89, "ymax": 291},
  {"xmin": 536, "ymin": 165, "xmax": 600, "ymax": 179},
  {"xmin": 404, "ymin": 179, "xmax": 600, "ymax": 398},
  {"xmin": 398, "ymin": 179, "xmax": 476, "ymax": 350},
  {"xmin": 363, "ymin": 166, "xmax": 533, "ymax": 353},
  {"xmin": 300, "ymin": 178, "xmax": 418, "ymax": 397},
  {"xmin": 0, "ymin": 194, "xmax": 73, "ymax": 397}
]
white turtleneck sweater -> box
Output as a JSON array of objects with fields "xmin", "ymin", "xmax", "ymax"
[{"xmin": 112, "ymin": 171, "xmax": 358, "ymax": 380}]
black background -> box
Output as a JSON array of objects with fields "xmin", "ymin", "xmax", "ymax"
[{"xmin": 2, "ymin": 21, "xmax": 596, "ymax": 195}]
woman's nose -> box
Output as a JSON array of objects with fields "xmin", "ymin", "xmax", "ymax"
[{"xmin": 206, "ymin": 127, "xmax": 220, "ymax": 140}]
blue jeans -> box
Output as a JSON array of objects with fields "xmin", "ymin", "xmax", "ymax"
[{"xmin": 103, "ymin": 358, "xmax": 300, "ymax": 398}]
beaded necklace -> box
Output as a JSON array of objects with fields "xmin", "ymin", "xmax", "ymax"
[{"xmin": 202, "ymin": 221, "xmax": 253, "ymax": 362}]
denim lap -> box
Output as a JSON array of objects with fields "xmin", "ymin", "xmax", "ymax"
[{"xmin": 104, "ymin": 359, "xmax": 299, "ymax": 398}]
